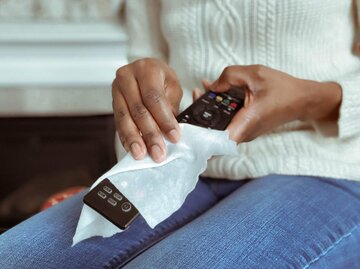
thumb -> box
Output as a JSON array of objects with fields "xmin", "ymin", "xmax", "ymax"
[
  {"xmin": 210, "ymin": 79, "xmax": 231, "ymax": 93},
  {"xmin": 226, "ymin": 108, "xmax": 254, "ymax": 143},
  {"xmin": 211, "ymin": 66, "xmax": 249, "ymax": 93}
]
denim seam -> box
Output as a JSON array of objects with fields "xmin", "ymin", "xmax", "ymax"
[{"xmin": 303, "ymin": 222, "xmax": 360, "ymax": 269}]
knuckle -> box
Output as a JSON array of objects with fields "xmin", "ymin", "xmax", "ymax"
[
  {"xmin": 142, "ymin": 131, "xmax": 159, "ymax": 142},
  {"xmin": 114, "ymin": 108, "xmax": 127, "ymax": 121},
  {"xmin": 131, "ymin": 103, "xmax": 148, "ymax": 120},
  {"xmin": 143, "ymin": 89, "xmax": 163, "ymax": 106},
  {"xmin": 165, "ymin": 78, "xmax": 183, "ymax": 98},
  {"xmin": 247, "ymin": 65, "xmax": 267, "ymax": 91},
  {"xmin": 158, "ymin": 115, "xmax": 174, "ymax": 131},
  {"xmin": 115, "ymin": 65, "xmax": 128, "ymax": 78},
  {"xmin": 111, "ymin": 79, "xmax": 117, "ymax": 95},
  {"xmin": 165, "ymin": 77, "xmax": 178, "ymax": 90},
  {"xmin": 253, "ymin": 64, "xmax": 265, "ymax": 70},
  {"xmin": 221, "ymin": 66, "xmax": 235, "ymax": 80},
  {"xmin": 133, "ymin": 57, "xmax": 153, "ymax": 69},
  {"xmin": 222, "ymin": 66, "xmax": 232, "ymax": 75},
  {"xmin": 164, "ymin": 79, "xmax": 183, "ymax": 113},
  {"xmin": 252, "ymin": 64, "xmax": 266, "ymax": 77}
]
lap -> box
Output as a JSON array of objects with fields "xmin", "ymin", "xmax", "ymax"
[
  {"xmin": 1, "ymin": 175, "xmax": 359, "ymax": 269},
  {"xmin": 0, "ymin": 179, "xmax": 232, "ymax": 269},
  {"xmin": 124, "ymin": 175, "xmax": 360, "ymax": 269}
]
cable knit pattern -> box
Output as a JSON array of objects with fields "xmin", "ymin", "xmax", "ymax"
[{"xmin": 125, "ymin": 0, "xmax": 360, "ymax": 181}]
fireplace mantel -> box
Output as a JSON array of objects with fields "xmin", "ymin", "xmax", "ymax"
[{"xmin": 0, "ymin": 22, "xmax": 127, "ymax": 116}]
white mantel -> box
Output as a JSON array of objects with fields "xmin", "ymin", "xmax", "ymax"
[
  {"xmin": 0, "ymin": 0, "xmax": 127, "ymax": 116},
  {"xmin": 0, "ymin": 22, "xmax": 127, "ymax": 116}
]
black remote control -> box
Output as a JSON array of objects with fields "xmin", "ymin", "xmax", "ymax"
[
  {"xmin": 83, "ymin": 178, "xmax": 139, "ymax": 230},
  {"xmin": 176, "ymin": 88, "xmax": 245, "ymax": 130},
  {"xmin": 83, "ymin": 87, "xmax": 245, "ymax": 230}
]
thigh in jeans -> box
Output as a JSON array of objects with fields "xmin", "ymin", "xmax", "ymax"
[
  {"xmin": 125, "ymin": 175, "xmax": 360, "ymax": 269},
  {"xmin": 0, "ymin": 178, "xmax": 244, "ymax": 269}
]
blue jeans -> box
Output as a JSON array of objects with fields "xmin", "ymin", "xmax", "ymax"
[{"xmin": 0, "ymin": 175, "xmax": 359, "ymax": 268}]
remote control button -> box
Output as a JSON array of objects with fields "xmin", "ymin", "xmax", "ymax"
[
  {"xmin": 208, "ymin": 92, "xmax": 216, "ymax": 99},
  {"xmin": 97, "ymin": 191, "xmax": 107, "ymax": 199},
  {"xmin": 113, "ymin": 193, "xmax": 123, "ymax": 201},
  {"xmin": 103, "ymin": 185, "xmax": 112, "ymax": 194},
  {"xmin": 222, "ymin": 99, "xmax": 230, "ymax": 105},
  {"xmin": 216, "ymin": 96, "xmax": 223, "ymax": 102},
  {"xmin": 121, "ymin": 202, "xmax": 132, "ymax": 212},
  {"xmin": 193, "ymin": 104, "xmax": 221, "ymax": 127},
  {"xmin": 230, "ymin": 102, "xmax": 238, "ymax": 109},
  {"xmin": 201, "ymin": 110, "xmax": 214, "ymax": 121},
  {"xmin": 201, "ymin": 99, "xmax": 210, "ymax": 104},
  {"xmin": 107, "ymin": 198, "xmax": 117, "ymax": 206}
]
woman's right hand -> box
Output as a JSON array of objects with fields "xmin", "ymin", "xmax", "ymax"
[{"xmin": 112, "ymin": 58, "xmax": 183, "ymax": 163}]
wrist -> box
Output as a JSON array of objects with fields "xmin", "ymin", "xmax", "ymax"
[{"xmin": 300, "ymin": 80, "xmax": 342, "ymax": 122}]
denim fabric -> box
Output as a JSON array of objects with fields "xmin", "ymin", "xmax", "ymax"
[
  {"xmin": 125, "ymin": 176, "xmax": 360, "ymax": 269},
  {"xmin": 0, "ymin": 178, "xmax": 243, "ymax": 269},
  {"xmin": 0, "ymin": 175, "xmax": 359, "ymax": 269}
]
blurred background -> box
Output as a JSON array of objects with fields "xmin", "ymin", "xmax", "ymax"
[{"xmin": 0, "ymin": 0, "xmax": 127, "ymax": 230}]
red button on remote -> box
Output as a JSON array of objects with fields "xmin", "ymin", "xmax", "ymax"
[{"xmin": 230, "ymin": 102, "xmax": 238, "ymax": 109}]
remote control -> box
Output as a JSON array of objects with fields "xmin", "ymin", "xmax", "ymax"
[
  {"xmin": 83, "ymin": 178, "xmax": 139, "ymax": 230},
  {"xmin": 176, "ymin": 87, "xmax": 245, "ymax": 130},
  {"xmin": 83, "ymin": 87, "xmax": 245, "ymax": 230}
]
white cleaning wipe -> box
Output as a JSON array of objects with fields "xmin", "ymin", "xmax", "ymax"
[{"xmin": 72, "ymin": 123, "xmax": 237, "ymax": 245}]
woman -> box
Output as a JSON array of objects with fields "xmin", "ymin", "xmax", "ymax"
[{"xmin": 1, "ymin": 0, "xmax": 359, "ymax": 268}]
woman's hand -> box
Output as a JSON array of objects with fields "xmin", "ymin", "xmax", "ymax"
[
  {"xmin": 210, "ymin": 65, "xmax": 342, "ymax": 143},
  {"xmin": 112, "ymin": 58, "xmax": 183, "ymax": 162}
]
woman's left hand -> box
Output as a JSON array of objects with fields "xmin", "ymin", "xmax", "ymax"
[{"xmin": 209, "ymin": 65, "xmax": 342, "ymax": 143}]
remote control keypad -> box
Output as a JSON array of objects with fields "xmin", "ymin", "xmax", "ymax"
[
  {"xmin": 84, "ymin": 179, "xmax": 139, "ymax": 230},
  {"xmin": 176, "ymin": 89, "xmax": 245, "ymax": 130}
]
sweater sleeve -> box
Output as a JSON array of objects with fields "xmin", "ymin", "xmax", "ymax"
[
  {"xmin": 126, "ymin": 0, "xmax": 168, "ymax": 63},
  {"xmin": 336, "ymin": 71, "xmax": 360, "ymax": 139},
  {"xmin": 334, "ymin": 1, "xmax": 360, "ymax": 139},
  {"xmin": 314, "ymin": 2, "xmax": 360, "ymax": 139}
]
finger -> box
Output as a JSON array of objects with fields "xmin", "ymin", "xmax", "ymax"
[
  {"xmin": 112, "ymin": 85, "xmax": 147, "ymax": 160},
  {"xmin": 164, "ymin": 78, "xmax": 183, "ymax": 116},
  {"xmin": 192, "ymin": 88, "xmax": 203, "ymax": 102},
  {"xmin": 138, "ymin": 72, "xmax": 181, "ymax": 143},
  {"xmin": 226, "ymin": 107, "xmax": 259, "ymax": 143},
  {"xmin": 226, "ymin": 88, "xmax": 257, "ymax": 143},
  {"xmin": 119, "ymin": 75, "xmax": 167, "ymax": 163},
  {"xmin": 211, "ymin": 66, "xmax": 250, "ymax": 92},
  {"xmin": 210, "ymin": 78, "xmax": 233, "ymax": 92}
]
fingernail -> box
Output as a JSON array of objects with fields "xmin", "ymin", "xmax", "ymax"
[
  {"xmin": 167, "ymin": 129, "xmax": 180, "ymax": 142},
  {"xmin": 130, "ymin": 142, "xmax": 143, "ymax": 159},
  {"xmin": 151, "ymin": 144, "xmax": 165, "ymax": 163}
]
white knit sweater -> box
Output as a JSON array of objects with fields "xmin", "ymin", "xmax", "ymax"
[{"xmin": 125, "ymin": 0, "xmax": 360, "ymax": 181}]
